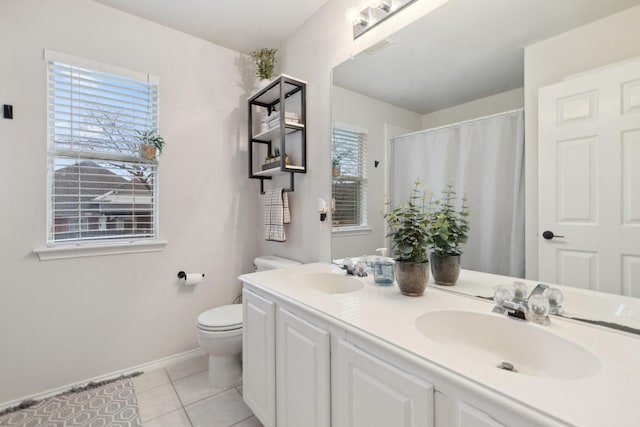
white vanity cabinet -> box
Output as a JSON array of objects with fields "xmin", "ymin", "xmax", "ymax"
[
  {"xmin": 333, "ymin": 339, "xmax": 434, "ymax": 427},
  {"xmin": 242, "ymin": 280, "xmax": 541, "ymax": 427},
  {"xmin": 242, "ymin": 288, "xmax": 331, "ymax": 427}
]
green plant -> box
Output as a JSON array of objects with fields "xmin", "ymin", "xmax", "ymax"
[
  {"xmin": 249, "ymin": 48, "xmax": 277, "ymax": 80},
  {"xmin": 383, "ymin": 181, "xmax": 430, "ymax": 263},
  {"xmin": 135, "ymin": 129, "xmax": 165, "ymax": 153},
  {"xmin": 427, "ymin": 182, "xmax": 470, "ymax": 257},
  {"xmin": 332, "ymin": 158, "xmax": 340, "ymax": 169}
]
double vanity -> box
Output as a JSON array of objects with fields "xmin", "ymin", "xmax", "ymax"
[{"xmin": 240, "ymin": 263, "xmax": 640, "ymax": 427}]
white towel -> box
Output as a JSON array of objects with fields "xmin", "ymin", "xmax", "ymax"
[
  {"xmin": 263, "ymin": 188, "xmax": 291, "ymax": 242},
  {"xmin": 265, "ymin": 111, "xmax": 299, "ymax": 125}
]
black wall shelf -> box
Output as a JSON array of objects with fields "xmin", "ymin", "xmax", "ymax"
[{"xmin": 248, "ymin": 75, "xmax": 307, "ymax": 194}]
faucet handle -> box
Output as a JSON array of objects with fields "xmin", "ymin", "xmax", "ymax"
[
  {"xmin": 528, "ymin": 294, "xmax": 551, "ymax": 325},
  {"xmin": 543, "ymin": 287, "xmax": 564, "ymax": 315},
  {"xmin": 511, "ymin": 281, "xmax": 528, "ymax": 301},
  {"xmin": 493, "ymin": 285, "xmax": 514, "ymax": 305},
  {"xmin": 492, "ymin": 285, "xmax": 514, "ymax": 314}
]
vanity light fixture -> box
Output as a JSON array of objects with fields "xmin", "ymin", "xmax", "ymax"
[
  {"xmin": 348, "ymin": 0, "xmax": 418, "ymax": 39},
  {"xmin": 368, "ymin": 0, "xmax": 392, "ymax": 13},
  {"xmin": 346, "ymin": 6, "xmax": 369, "ymax": 27}
]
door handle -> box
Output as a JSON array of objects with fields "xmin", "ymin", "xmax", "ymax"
[{"xmin": 542, "ymin": 231, "xmax": 564, "ymax": 240}]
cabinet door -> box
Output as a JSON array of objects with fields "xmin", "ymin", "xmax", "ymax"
[
  {"xmin": 333, "ymin": 339, "xmax": 434, "ymax": 427},
  {"xmin": 435, "ymin": 391, "xmax": 507, "ymax": 427},
  {"xmin": 242, "ymin": 289, "xmax": 276, "ymax": 427},
  {"xmin": 276, "ymin": 308, "xmax": 331, "ymax": 427}
]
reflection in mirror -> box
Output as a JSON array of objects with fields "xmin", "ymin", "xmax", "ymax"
[{"xmin": 330, "ymin": 0, "xmax": 640, "ymax": 331}]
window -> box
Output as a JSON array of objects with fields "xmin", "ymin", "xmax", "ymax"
[
  {"xmin": 332, "ymin": 125, "xmax": 367, "ymax": 228},
  {"xmin": 46, "ymin": 51, "xmax": 159, "ymax": 245}
]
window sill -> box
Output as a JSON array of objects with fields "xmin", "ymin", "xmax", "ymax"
[
  {"xmin": 33, "ymin": 240, "xmax": 168, "ymax": 261},
  {"xmin": 331, "ymin": 226, "xmax": 372, "ymax": 237}
]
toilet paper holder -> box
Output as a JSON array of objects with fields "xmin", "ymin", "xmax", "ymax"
[{"xmin": 177, "ymin": 271, "xmax": 205, "ymax": 280}]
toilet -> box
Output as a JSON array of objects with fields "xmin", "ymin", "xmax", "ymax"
[{"xmin": 196, "ymin": 255, "xmax": 301, "ymax": 387}]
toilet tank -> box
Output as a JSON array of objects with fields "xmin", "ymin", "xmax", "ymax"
[{"xmin": 254, "ymin": 255, "xmax": 302, "ymax": 271}]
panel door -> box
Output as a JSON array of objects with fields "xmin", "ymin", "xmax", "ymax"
[
  {"xmin": 538, "ymin": 57, "xmax": 640, "ymax": 295},
  {"xmin": 242, "ymin": 289, "xmax": 276, "ymax": 427},
  {"xmin": 276, "ymin": 308, "xmax": 331, "ymax": 427},
  {"xmin": 435, "ymin": 391, "xmax": 506, "ymax": 427},
  {"xmin": 333, "ymin": 339, "xmax": 434, "ymax": 427}
]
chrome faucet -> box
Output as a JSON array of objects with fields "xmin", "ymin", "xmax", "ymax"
[
  {"xmin": 342, "ymin": 258, "xmax": 368, "ymax": 277},
  {"xmin": 493, "ymin": 282, "xmax": 563, "ymax": 326}
]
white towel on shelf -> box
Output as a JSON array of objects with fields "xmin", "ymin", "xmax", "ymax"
[
  {"xmin": 263, "ymin": 188, "xmax": 291, "ymax": 242},
  {"xmin": 265, "ymin": 111, "xmax": 299, "ymax": 125}
]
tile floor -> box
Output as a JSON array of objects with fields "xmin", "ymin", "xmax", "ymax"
[{"xmin": 133, "ymin": 354, "xmax": 263, "ymax": 427}]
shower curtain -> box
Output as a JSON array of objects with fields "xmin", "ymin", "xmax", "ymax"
[{"xmin": 391, "ymin": 109, "xmax": 525, "ymax": 278}]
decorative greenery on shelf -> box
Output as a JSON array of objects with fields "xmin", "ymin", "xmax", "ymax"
[
  {"xmin": 249, "ymin": 48, "xmax": 278, "ymax": 80},
  {"xmin": 427, "ymin": 182, "xmax": 470, "ymax": 257},
  {"xmin": 332, "ymin": 158, "xmax": 340, "ymax": 169},
  {"xmin": 135, "ymin": 129, "xmax": 165, "ymax": 154},
  {"xmin": 383, "ymin": 181, "xmax": 430, "ymax": 263}
]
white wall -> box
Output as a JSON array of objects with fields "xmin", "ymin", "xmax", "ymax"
[
  {"xmin": 421, "ymin": 88, "xmax": 524, "ymax": 129},
  {"xmin": 262, "ymin": 0, "xmax": 451, "ymax": 263},
  {"xmin": 0, "ymin": 0, "xmax": 259, "ymax": 404},
  {"xmin": 523, "ymin": 4, "xmax": 640, "ymax": 279},
  {"xmin": 331, "ymin": 86, "xmax": 422, "ymax": 259}
]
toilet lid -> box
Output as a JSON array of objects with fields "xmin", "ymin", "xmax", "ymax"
[{"xmin": 197, "ymin": 304, "xmax": 242, "ymax": 331}]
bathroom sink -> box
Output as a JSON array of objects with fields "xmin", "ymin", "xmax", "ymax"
[
  {"xmin": 300, "ymin": 272, "xmax": 364, "ymax": 294},
  {"xmin": 415, "ymin": 310, "xmax": 601, "ymax": 379}
]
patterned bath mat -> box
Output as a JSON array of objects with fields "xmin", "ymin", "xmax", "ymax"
[{"xmin": 0, "ymin": 374, "xmax": 142, "ymax": 427}]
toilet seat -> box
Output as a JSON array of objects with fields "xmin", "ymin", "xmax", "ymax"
[{"xmin": 197, "ymin": 304, "xmax": 242, "ymax": 332}]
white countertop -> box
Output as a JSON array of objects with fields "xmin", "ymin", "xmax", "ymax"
[{"xmin": 240, "ymin": 263, "xmax": 640, "ymax": 427}]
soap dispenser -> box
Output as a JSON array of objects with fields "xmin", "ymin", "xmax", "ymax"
[{"xmin": 373, "ymin": 248, "xmax": 395, "ymax": 286}]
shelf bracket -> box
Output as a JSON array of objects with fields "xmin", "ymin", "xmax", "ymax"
[{"xmin": 259, "ymin": 173, "xmax": 295, "ymax": 195}]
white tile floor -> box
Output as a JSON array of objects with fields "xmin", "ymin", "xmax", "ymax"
[{"xmin": 133, "ymin": 354, "xmax": 262, "ymax": 427}]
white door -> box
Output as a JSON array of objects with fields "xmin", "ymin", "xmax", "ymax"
[
  {"xmin": 242, "ymin": 289, "xmax": 276, "ymax": 427},
  {"xmin": 276, "ymin": 308, "xmax": 331, "ymax": 427},
  {"xmin": 333, "ymin": 339, "xmax": 434, "ymax": 427},
  {"xmin": 538, "ymin": 57, "xmax": 640, "ymax": 296}
]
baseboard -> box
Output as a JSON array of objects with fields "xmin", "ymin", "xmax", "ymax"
[{"xmin": 0, "ymin": 347, "xmax": 206, "ymax": 411}]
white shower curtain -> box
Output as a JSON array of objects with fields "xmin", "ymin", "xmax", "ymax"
[{"xmin": 391, "ymin": 109, "xmax": 525, "ymax": 278}]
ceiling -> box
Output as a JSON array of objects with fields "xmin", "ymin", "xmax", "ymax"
[
  {"xmin": 92, "ymin": 0, "xmax": 329, "ymax": 53},
  {"xmin": 333, "ymin": 0, "xmax": 640, "ymax": 114}
]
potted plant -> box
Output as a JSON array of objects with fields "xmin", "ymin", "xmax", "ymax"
[
  {"xmin": 135, "ymin": 129, "xmax": 165, "ymax": 160},
  {"xmin": 383, "ymin": 181, "xmax": 430, "ymax": 296},
  {"xmin": 249, "ymin": 48, "xmax": 277, "ymax": 82},
  {"xmin": 262, "ymin": 148, "xmax": 282, "ymax": 170},
  {"xmin": 332, "ymin": 158, "xmax": 340, "ymax": 176},
  {"xmin": 427, "ymin": 182, "xmax": 470, "ymax": 286}
]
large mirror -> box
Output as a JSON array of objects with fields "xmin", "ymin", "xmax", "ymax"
[{"xmin": 331, "ymin": 0, "xmax": 640, "ymax": 332}]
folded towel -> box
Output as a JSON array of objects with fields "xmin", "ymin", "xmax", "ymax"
[
  {"xmin": 265, "ymin": 111, "xmax": 299, "ymax": 124},
  {"xmin": 263, "ymin": 188, "xmax": 291, "ymax": 242}
]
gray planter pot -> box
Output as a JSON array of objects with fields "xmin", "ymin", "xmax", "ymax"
[
  {"xmin": 395, "ymin": 261, "xmax": 429, "ymax": 296},
  {"xmin": 430, "ymin": 254, "xmax": 461, "ymax": 286}
]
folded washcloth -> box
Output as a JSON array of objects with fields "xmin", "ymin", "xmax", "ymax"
[{"xmin": 263, "ymin": 188, "xmax": 291, "ymax": 242}]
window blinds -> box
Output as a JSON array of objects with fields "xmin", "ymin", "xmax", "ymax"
[
  {"xmin": 47, "ymin": 59, "xmax": 159, "ymax": 244},
  {"xmin": 332, "ymin": 127, "xmax": 368, "ymax": 227}
]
